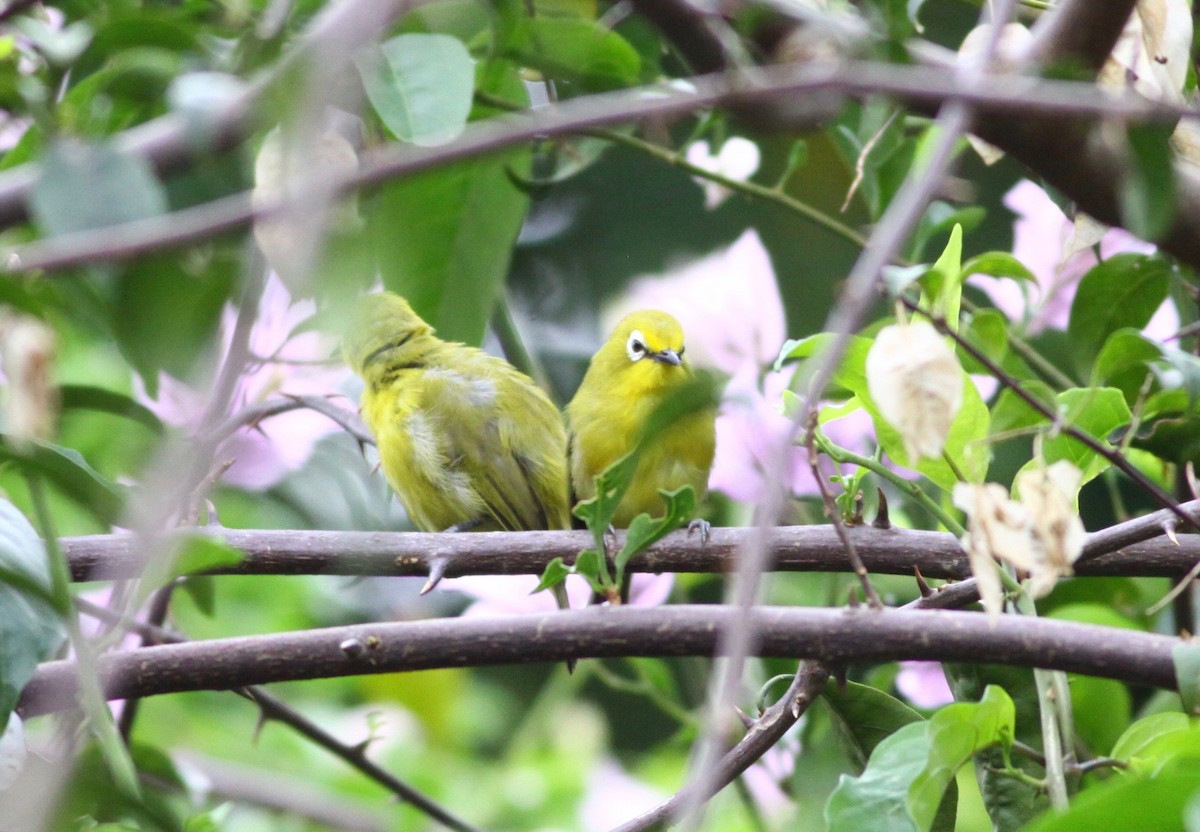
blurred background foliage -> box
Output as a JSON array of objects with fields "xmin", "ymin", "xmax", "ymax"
[{"xmin": 0, "ymin": 0, "xmax": 1198, "ymax": 829}]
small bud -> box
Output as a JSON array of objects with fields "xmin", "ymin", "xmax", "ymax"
[
  {"xmin": 867, "ymin": 320, "xmax": 964, "ymax": 462},
  {"xmin": 0, "ymin": 312, "xmax": 58, "ymax": 449}
]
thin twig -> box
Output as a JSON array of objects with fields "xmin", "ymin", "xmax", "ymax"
[
  {"xmin": 806, "ymin": 413, "xmax": 882, "ymax": 607},
  {"xmin": 611, "ymin": 662, "xmax": 831, "ymax": 832}
]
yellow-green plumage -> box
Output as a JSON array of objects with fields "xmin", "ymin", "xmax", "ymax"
[
  {"xmin": 567, "ymin": 310, "xmax": 716, "ymax": 527},
  {"xmin": 343, "ymin": 293, "xmax": 570, "ymax": 533}
]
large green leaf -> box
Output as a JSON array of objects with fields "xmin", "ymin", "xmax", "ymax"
[
  {"xmin": 0, "ymin": 499, "xmax": 65, "ymax": 722},
  {"xmin": 504, "ymin": 18, "xmax": 641, "ymax": 90},
  {"xmin": 1037, "ymin": 386, "xmax": 1132, "ymax": 484},
  {"xmin": 825, "ymin": 686, "xmax": 1013, "ymax": 832},
  {"xmin": 356, "ymin": 33, "xmax": 475, "ymax": 147},
  {"xmin": 371, "ymin": 62, "xmax": 531, "ymax": 345},
  {"xmin": 1111, "ymin": 712, "xmax": 1198, "ymax": 774},
  {"xmin": 60, "ymin": 385, "xmax": 164, "ymax": 434},
  {"xmin": 0, "ymin": 441, "xmax": 127, "ymax": 526},
  {"xmin": 1022, "ymin": 774, "xmax": 1200, "ymax": 832},
  {"xmin": 1091, "ymin": 329, "xmax": 1162, "ymax": 402},
  {"xmin": 112, "ymin": 251, "xmax": 238, "ymax": 395},
  {"xmin": 1121, "ymin": 122, "xmax": 1176, "ymax": 242},
  {"xmin": 29, "ymin": 140, "xmax": 167, "ymax": 237},
  {"xmin": 822, "ymin": 679, "xmax": 925, "ymax": 772},
  {"xmin": 1066, "ymin": 254, "xmax": 1171, "ymax": 376}
]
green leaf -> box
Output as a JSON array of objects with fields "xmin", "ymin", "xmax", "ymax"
[
  {"xmin": 0, "ymin": 440, "xmax": 127, "ymax": 525},
  {"xmin": 112, "ymin": 251, "xmax": 237, "ymax": 394},
  {"xmin": 822, "ymin": 679, "xmax": 925, "ymax": 772},
  {"xmin": 988, "ymin": 381, "xmax": 1055, "ymax": 436},
  {"xmin": 356, "ymin": 33, "xmax": 475, "ymax": 147},
  {"xmin": 534, "ymin": 556, "xmax": 571, "ymax": 593},
  {"xmin": 1037, "ymin": 386, "xmax": 1132, "ymax": 484},
  {"xmin": 0, "ymin": 499, "xmax": 65, "ymax": 722},
  {"xmin": 1152, "ymin": 345, "xmax": 1200, "ymax": 408},
  {"xmin": 825, "ymin": 720, "xmax": 928, "ymax": 832},
  {"xmin": 960, "ymin": 308, "xmax": 1009, "ymax": 374},
  {"xmin": 572, "ymin": 549, "xmax": 605, "ymax": 593},
  {"xmin": 613, "ymin": 485, "xmax": 696, "ymax": 582},
  {"xmin": 1121, "ymin": 122, "xmax": 1176, "ymax": 241},
  {"xmin": 372, "ymin": 62, "xmax": 531, "ymax": 345},
  {"xmin": 1022, "ymin": 774, "xmax": 1200, "ymax": 832},
  {"xmin": 908, "ymin": 685, "xmax": 1014, "ymax": 830},
  {"xmin": 60, "ymin": 385, "xmax": 164, "ymax": 434},
  {"xmin": 1092, "ymin": 329, "xmax": 1162, "ymax": 401},
  {"xmin": 29, "ymin": 140, "xmax": 167, "ymax": 237},
  {"xmin": 573, "ymin": 450, "xmax": 641, "ymax": 554},
  {"xmin": 826, "ymin": 686, "xmax": 1012, "ymax": 832},
  {"xmin": 920, "ymin": 223, "xmax": 963, "ymax": 328},
  {"xmin": 910, "ymin": 203, "xmax": 984, "ymax": 262},
  {"xmin": 504, "ymin": 18, "xmax": 641, "ymax": 90},
  {"xmin": 1066, "ymin": 254, "xmax": 1171, "ymax": 376},
  {"xmin": 1174, "ymin": 641, "xmax": 1200, "ymax": 717},
  {"xmin": 1111, "ymin": 712, "xmax": 1193, "ymax": 765},
  {"xmin": 179, "ymin": 575, "xmax": 217, "ymax": 618},
  {"xmin": 961, "ymin": 252, "xmax": 1037, "ymax": 286}
]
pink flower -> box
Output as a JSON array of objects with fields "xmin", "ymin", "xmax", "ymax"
[
  {"xmin": 970, "ymin": 180, "xmax": 1176, "ymax": 338},
  {"xmin": 742, "ymin": 735, "xmax": 798, "ymax": 821},
  {"xmin": 711, "ymin": 366, "xmax": 878, "ymax": 502},
  {"xmin": 580, "ymin": 760, "xmax": 668, "ymax": 832},
  {"xmin": 137, "ymin": 273, "xmax": 351, "ymax": 490},
  {"xmin": 895, "ymin": 661, "xmax": 954, "ymax": 709}
]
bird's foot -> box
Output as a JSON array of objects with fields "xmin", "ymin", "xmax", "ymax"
[{"xmin": 687, "ymin": 518, "xmax": 711, "ymax": 545}]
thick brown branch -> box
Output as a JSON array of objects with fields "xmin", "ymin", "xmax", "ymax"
[
  {"xmin": 18, "ymin": 605, "xmax": 1180, "ymax": 718},
  {"xmin": 61, "ymin": 523, "xmax": 1200, "ymax": 582}
]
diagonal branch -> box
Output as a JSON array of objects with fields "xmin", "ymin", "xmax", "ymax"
[{"xmin": 74, "ymin": 597, "xmax": 482, "ymax": 832}]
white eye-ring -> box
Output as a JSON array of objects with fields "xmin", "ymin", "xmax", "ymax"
[{"xmin": 626, "ymin": 330, "xmax": 647, "ymax": 362}]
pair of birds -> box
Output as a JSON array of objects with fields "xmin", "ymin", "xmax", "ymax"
[{"xmin": 342, "ymin": 292, "xmax": 715, "ymax": 575}]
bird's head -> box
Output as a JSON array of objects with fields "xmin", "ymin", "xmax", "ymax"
[
  {"xmin": 341, "ymin": 292, "xmax": 433, "ymax": 375},
  {"xmin": 597, "ymin": 310, "xmax": 692, "ymax": 393}
]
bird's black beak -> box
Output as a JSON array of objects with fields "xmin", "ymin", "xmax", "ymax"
[{"xmin": 650, "ymin": 348, "xmax": 682, "ymax": 367}]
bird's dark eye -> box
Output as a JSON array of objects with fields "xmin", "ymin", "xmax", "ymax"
[{"xmin": 626, "ymin": 330, "xmax": 647, "ymax": 362}]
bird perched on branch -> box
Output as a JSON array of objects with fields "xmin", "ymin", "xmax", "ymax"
[
  {"xmin": 343, "ymin": 293, "xmax": 571, "ymax": 590},
  {"xmin": 567, "ymin": 309, "xmax": 716, "ymax": 528}
]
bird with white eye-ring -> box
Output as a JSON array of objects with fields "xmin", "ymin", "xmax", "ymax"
[{"xmin": 567, "ymin": 309, "xmax": 716, "ymax": 534}]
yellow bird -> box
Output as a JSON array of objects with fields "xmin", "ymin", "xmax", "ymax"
[
  {"xmin": 343, "ymin": 293, "xmax": 571, "ymax": 541},
  {"xmin": 567, "ymin": 310, "xmax": 716, "ymax": 528}
]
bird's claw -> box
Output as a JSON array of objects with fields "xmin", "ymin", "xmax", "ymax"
[{"xmin": 687, "ymin": 518, "xmax": 711, "ymax": 544}]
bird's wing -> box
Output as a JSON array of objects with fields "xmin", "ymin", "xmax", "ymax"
[{"xmin": 422, "ymin": 363, "xmax": 568, "ymax": 531}]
